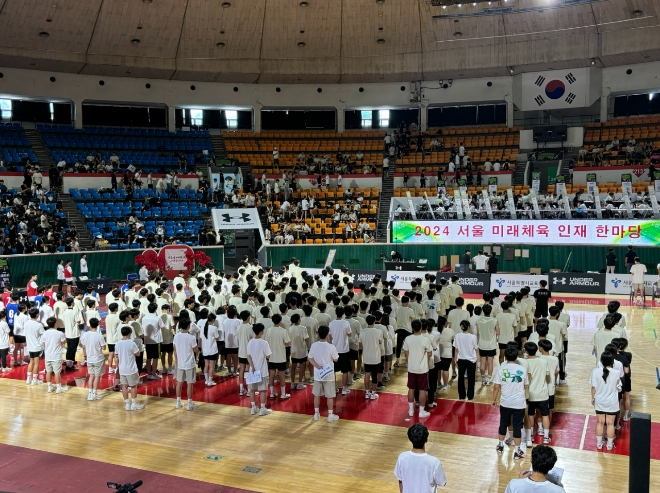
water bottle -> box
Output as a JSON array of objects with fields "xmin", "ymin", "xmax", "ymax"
[{"xmin": 98, "ymin": 272, "xmax": 102, "ymax": 279}]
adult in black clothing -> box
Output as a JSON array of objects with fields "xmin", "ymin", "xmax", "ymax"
[
  {"xmin": 624, "ymin": 246, "xmax": 636, "ymax": 273},
  {"xmin": 487, "ymin": 254, "xmax": 498, "ymax": 273},
  {"xmin": 110, "ymin": 171, "xmax": 118, "ymax": 190},
  {"xmin": 420, "ymin": 172, "xmax": 426, "ymax": 188},
  {"xmin": 461, "ymin": 249, "xmax": 471, "ymax": 274},
  {"xmin": 605, "ymin": 249, "xmax": 617, "ymax": 274},
  {"xmin": 532, "ymin": 280, "xmax": 552, "ymax": 320},
  {"xmin": 284, "ymin": 285, "xmax": 303, "ymax": 308}
]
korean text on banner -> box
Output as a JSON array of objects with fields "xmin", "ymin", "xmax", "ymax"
[{"xmin": 392, "ymin": 219, "xmax": 659, "ymax": 246}]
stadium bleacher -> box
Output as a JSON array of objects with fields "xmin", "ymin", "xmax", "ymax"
[
  {"xmin": 37, "ymin": 124, "xmax": 213, "ymax": 170},
  {"xmin": 0, "ymin": 122, "xmax": 38, "ymax": 167},
  {"xmin": 582, "ymin": 115, "xmax": 660, "ymax": 165}
]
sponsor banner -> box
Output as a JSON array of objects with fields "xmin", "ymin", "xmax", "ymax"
[
  {"xmin": 488, "ymin": 176, "xmax": 498, "ymax": 194},
  {"xmin": 392, "ymin": 219, "xmax": 660, "ymax": 246},
  {"xmin": 77, "ymin": 278, "xmax": 114, "ymax": 294},
  {"xmin": 490, "ymin": 274, "xmax": 548, "ymax": 292},
  {"xmin": 532, "ymin": 172, "xmax": 540, "ymax": 193},
  {"xmin": 548, "ymin": 273, "xmax": 605, "ymax": 294},
  {"xmin": 621, "ymin": 173, "xmax": 632, "ymax": 195},
  {"xmin": 0, "ymin": 258, "xmax": 10, "ymax": 288},
  {"xmin": 586, "ymin": 173, "xmax": 597, "ymax": 196},
  {"xmin": 435, "ymin": 272, "xmax": 491, "ymax": 294},
  {"xmin": 605, "ymin": 274, "xmax": 658, "ymax": 295},
  {"xmin": 350, "ymin": 270, "xmax": 387, "ymax": 289},
  {"xmin": 386, "ymin": 271, "xmax": 437, "ymax": 290},
  {"xmin": 212, "ymin": 208, "xmax": 262, "ymax": 230}
]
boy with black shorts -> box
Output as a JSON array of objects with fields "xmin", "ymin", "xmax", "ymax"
[
  {"xmin": 173, "ymin": 318, "xmax": 199, "ymax": 411},
  {"xmin": 24, "ymin": 308, "xmax": 45, "ymax": 385},
  {"xmin": 288, "ymin": 313, "xmax": 309, "ymax": 389},
  {"xmin": 524, "ymin": 342, "xmax": 551, "ymax": 446},
  {"xmin": 263, "ymin": 313, "xmax": 291, "ymax": 400},
  {"xmin": 142, "ymin": 303, "xmax": 163, "ymax": 380},
  {"xmin": 532, "ymin": 281, "xmax": 551, "ymax": 322},
  {"xmin": 237, "ymin": 310, "xmax": 254, "ymax": 396},
  {"xmin": 13, "ymin": 303, "xmax": 28, "ymax": 367},
  {"xmin": 80, "ymin": 317, "xmax": 106, "ymax": 401},
  {"xmin": 159, "ymin": 304, "xmax": 175, "ymax": 375},
  {"xmin": 361, "ymin": 314, "xmax": 384, "ymax": 400},
  {"xmin": 538, "ymin": 339, "xmax": 559, "ymax": 435},
  {"xmin": 492, "ymin": 345, "xmax": 528, "ymax": 459},
  {"xmin": 308, "ymin": 325, "xmax": 339, "ymax": 422},
  {"xmin": 328, "ymin": 306, "xmax": 352, "ymax": 395}
]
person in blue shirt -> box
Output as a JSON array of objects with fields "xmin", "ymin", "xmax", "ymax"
[{"xmin": 6, "ymin": 294, "xmax": 19, "ymax": 332}]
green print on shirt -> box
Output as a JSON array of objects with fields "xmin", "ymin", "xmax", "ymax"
[{"xmin": 500, "ymin": 368, "xmax": 524, "ymax": 383}]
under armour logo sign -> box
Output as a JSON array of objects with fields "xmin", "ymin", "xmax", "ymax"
[{"xmin": 222, "ymin": 213, "xmax": 251, "ymax": 223}]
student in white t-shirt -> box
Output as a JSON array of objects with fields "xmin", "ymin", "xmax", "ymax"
[
  {"xmin": 591, "ymin": 351, "xmax": 622, "ymax": 451},
  {"xmin": 308, "ymin": 325, "xmax": 340, "ymax": 422},
  {"xmin": 173, "ymin": 319, "xmax": 199, "ymax": 411},
  {"xmin": 42, "ymin": 316, "xmax": 68, "ymax": 393},
  {"xmin": 199, "ymin": 313, "xmax": 220, "ymax": 387},
  {"xmin": 24, "ymin": 308, "xmax": 45, "ymax": 385},
  {"xmin": 503, "ymin": 445, "xmax": 564, "ymax": 493},
  {"xmin": 247, "ymin": 323, "xmax": 272, "ymax": 416},
  {"xmin": 630, "ymin": 257, "xmax": 647, "ymax": 304},
  {"xmin": 288, "ymin": 314, "xmax": 309, "ymax": 390},
  {"xmin": 80, "ymin": 318, "xmax": 107, "ymax": 401},
  {"xmin": 223, "ymin": 307, "xmax": 241, "ymax": 377},
  {"xmin": 0, "ymin": 312, "xmax": 10, "ymax": 372},
  {"xmin": 328, "ymin": 306, "xmax": 352, "ymax": 395},
  {"xmin": 394, "ymin": 423, "xmax": 447, "ymax": 492},
  {"xmin": 115, "ymin": 326, "xmax": 144, "ymax": 411},
  {"xmin": 493, "ymin": 345, "xmax": 528, "ymax": 460},
  {"xmin": 453, "ymin": 320, "xmax": 478, "ymax": 401}
]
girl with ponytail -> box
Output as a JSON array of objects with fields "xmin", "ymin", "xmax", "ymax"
[
  {"xmin": 199, "ymin": 313, "xmax": 219, "ymax": 387},
  {"xmin": 590, "ymin": 351, "xmax": 622, "ymax": 451}
]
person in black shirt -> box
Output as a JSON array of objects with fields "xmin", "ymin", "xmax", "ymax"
[
  {"xmin": 605, "ymin": 249, "xmax": 617, "ymax": 274},
  {"xmin": 624, "ymin": 246, "xmax": 636, "ymax": 273},
  {"xmin": 461, "ymin": 249, "xmax": 471, "ymax": 274},
  {"xmin": 487, "ymin": 254, "xmax": 498, "ymax": 274},
  {"xmin": 533, "ymin": 280, "xmax": 551, "ymax": 321}
]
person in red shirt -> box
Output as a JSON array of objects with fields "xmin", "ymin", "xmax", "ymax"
[
  {"xmin": 26, "ymin": 274, "xmax": 39, "ymax": 301},
  {"xmin": 63, "ymin": 260, "xmax": 74, "ymax": 295}
]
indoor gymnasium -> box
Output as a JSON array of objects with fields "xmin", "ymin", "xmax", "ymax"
[{"xmin": 0, "ymin": 1, "xmax": 659, "ymax": 492}]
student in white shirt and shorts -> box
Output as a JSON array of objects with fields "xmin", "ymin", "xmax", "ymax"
[
  {"xmin": 173, "ymin": 319, "xmax": 199, "ymax": 411},
  {"xmin": 308, "ymin": 325, "xmax": 340, "ymax": 422},
  {"xmin": 247, "ymin": 323, "xmax": 273, "ymax": 416}
]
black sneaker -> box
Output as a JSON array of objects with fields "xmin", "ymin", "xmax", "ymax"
[
  {"xmin": 377, "ymin": 383, "xmax": 386, "ymax": 390},
  {"xmin": 496, "ymin": 443, "xmax": 504, "ymax": 453}
]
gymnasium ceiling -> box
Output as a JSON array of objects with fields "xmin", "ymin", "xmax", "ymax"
[{"xmin": 0, "ymin": 0, "xmax": 657, "ymax": 84}]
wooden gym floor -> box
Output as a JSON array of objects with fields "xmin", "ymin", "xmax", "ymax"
[{"xmin": 1, "ymin": 294, "xmax": 660, "ymax": 493}]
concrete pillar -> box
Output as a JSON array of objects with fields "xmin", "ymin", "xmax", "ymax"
[
  {"xmin": 336, "ymin": 107, "xmax": 345, "ymax": 134},
  {"xmin": 505, "ymin": 94, "xmax": 514, "ymax": 128},
  {"xmin": 73, "ymin": 99, "xmax": 83, "ymax": 129},
  {"xmin": 253, "ymin": 105, "xmax": 262, "ymax": 134},
  {"xmin": 419, "ymin": 104, "xmax": 428, "ymax": 132},
  {"xmin": 167, "ymin": 105, "xmax": 176, "ymax": 133},
  {"xmin": 600, "ymin": 87, "xmax": 611, "ymax": 123}
]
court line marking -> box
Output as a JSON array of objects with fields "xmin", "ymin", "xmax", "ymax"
[{"xmin": 578, "ymin": 415, "xmax": 589, "ymax": 451}]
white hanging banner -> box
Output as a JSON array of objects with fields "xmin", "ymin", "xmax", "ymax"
[
  {"xmin": 621, "ymin": 173, "xmax": 633, "ymax": 195},
  {"xmin": 586, "ymin": 173, "xmax": 598, "ymax": 196},
  {"xmin": 488, "ymin": 176, "xmax": 498, "ymax": 194},
  {"xmin": 532, "ymin": 172, "xmax": 541, "ymax": 193}
]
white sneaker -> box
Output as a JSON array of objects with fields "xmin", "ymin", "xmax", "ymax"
[
  {"xmin": 251, "ymin": 406, "xmax": 258, "ymax": 415},
  {"xmin": 131, "ymin": 403, "xmax": 145, "ymax": 411},
  {"xmin": 176, "ymin": 401, "xmax": 183, "ymax": 409},
  {"xmin": 239, "ymin": 389, "xmax": 248, "ymax": 396},
  {"xmin": 47, "ymin": 385, "xmax": 54, "ymax": 393},
  {"xmin": 109, "ymin": 367, "xmax": 116, "ymax": 374},
  {"xmin": 31, "ymin": 380, "xmax": 42, "ymax": 385},
  {"xmin": 296, "ymin": 383, "xmax": 307, "ymax": 390},
  {"xmin": 408, "ymin": 409, "xmax": 415, "ymax": 417},
  {"xmin": 313, "ymin": 413, "xmax": 320, "ymax": 421},
  {"xmin": 505, "ymin": 438, "xmax": 515, "ymax": 446},
  {"xmin": 94, "ymin": 394, "xmax": 103, "ymax": 400},
  {"xmin": 327, "ymin": 414, "xmax": 339, "ymax": 422},
  {"xmin": 606, "ymin": 442, "xmax": 614, "ymax": 451},
  {"xmin": 259, "ymin": 408, "xmax": 272, "ymax": 416},
  {"xmin": 418, "ymin": 410, "xmax": 431, "ymax": 418},
  {"xmin": 206, "ymin": 381, "xmax": 217, "ymax": 387},
  {"xmin": 186, "ymin": 402, "xmax": 199, "ymax": 411},
  {"xmin": 526, "ymin": 440, "xmax": 533, "ymax": 448},
  {"xmin": 167, "ymin": 368, "xmax": 175, "ymax": 375},
  {"xmin": 125, "ymin": 402, "xmax": 132, "ymax": 411},
  {"xmin": 597, "ymin": 441, "xmax": 604, "ymax": 450},
  {"xmin": 537, "ymin": 428, "xmax": 544, "ymax": 436},
  {"xmin": 56, "ymin": 386, "xmax": 68, "ymax": 394},
  {"xmin": 427, "ymin": 402, "xmax": 437, "ymax": 408},
  {"xmin": 87, "ymin": 394, "xmax": 94, "ymax": 401},
  {"xmin": 369, "ymin": 393, "xmax": 379, "ymax": 400},
  {"xmin": 365, "ymin": 391, "xmax": 372, "ymax": 399},
  {"xmin": 341, "ymin": 388, "xmax": 351, "ymax": 395}
]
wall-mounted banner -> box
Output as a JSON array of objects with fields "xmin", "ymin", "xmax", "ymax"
[
  {"xmin": 490, "ymin": 274, "xmax": 549, "ymax": 292},
  {"xmin": 605, "ymin": 274, "xmax": 658, "ymax": 295},
  {"xmin": 548, "ymin": 273, "xmax": 605, "ymax": 294},
  {"xmin": 392, "ymin": 219, "xmax": 660, "ymax": 246},
  {"xmin": 435, "ymin": 272, "xmax": 491, "ymax": 294}
]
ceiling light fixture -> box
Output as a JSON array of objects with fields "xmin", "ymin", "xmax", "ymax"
[
  {"xmin": 590, "ymin": 59, "xmax": 596, "ymax": 66},
  {"xmin": 131, "ymin": 38, "xmax": 140, "ymax": 45},
  {"xmin": 376, "ymin": 0, "xmax": 385, "ymax": 4},
  {"xmin": 39, "ymin": 31, "xmax": 50, "ymax": 38},
  {"xmin": 142, "ymin": 0, "xmax": 152, "ymax": 3},
  {"xmin": 453, "ymin": 31, "xmax": 463, "ymax": 37},
  {"xmin": 508, "ymin": 66, "xmax": 514, "ymax": 74},
  {"xmin": 221, "ymin": 2, "xmax": 231, "ymax": 8},
  {"xmin": 299, "ymin": 1, "xmax": 309, "ymax": 6},
  {"xmin": 377, "ymin": 38, "xmax": 386, "ymax": 44},
  {"xmin": 632, "ymin": 9, "xmax": 643, "ymax": 17},
  {"xmin": 297, "ymin": 41, "xmax": 306, "ymax": 47},
  {"xmin": 216, "ymin": 41, "xmax": 226, "ymax": 47}
]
